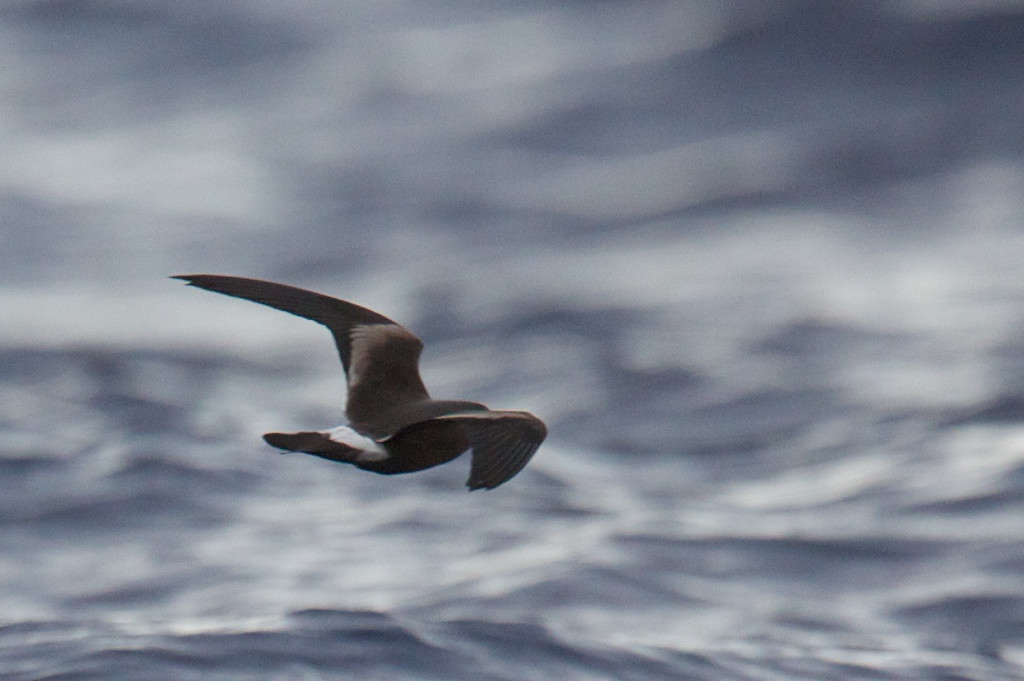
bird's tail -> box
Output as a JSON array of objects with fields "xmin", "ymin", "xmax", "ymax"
[{"xmin": 263, "ymin": 431, "xmax": 361, "ymax": 464}]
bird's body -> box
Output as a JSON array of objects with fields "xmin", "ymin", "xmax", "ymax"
[{"xmin": 173, "ymin": 274, "xmax": 546, "ymax": 490}]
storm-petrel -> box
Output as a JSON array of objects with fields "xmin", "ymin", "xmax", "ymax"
[{"xmin": 173, "ymin": 275, "xmax": 546, "ymax": 490}]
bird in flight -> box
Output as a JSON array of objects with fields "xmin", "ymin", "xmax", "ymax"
[{"xmin": 173, "ymin": 275, "xmax": 546, "ymax": 490}]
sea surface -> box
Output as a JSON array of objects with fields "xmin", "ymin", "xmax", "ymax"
[{"xmin": 3, "ymin": 2, "xmax": 1024, "ymax": 679}]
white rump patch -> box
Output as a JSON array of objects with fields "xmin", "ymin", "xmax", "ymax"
[{"xmin": 322, "ymin": 425, "xmax": 390, "ymax": 462}]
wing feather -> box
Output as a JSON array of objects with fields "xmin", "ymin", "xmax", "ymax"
[
  {"xmin": 172, "ymin": 275, "xmax": 398, "ymax": 375},
  {"xmin": 173, "ymin": 275, "xmax": 430, "ymax": 434},
  {"xmin": 432, "ymin": 410, "xmax": 547, "ymax": 490}
]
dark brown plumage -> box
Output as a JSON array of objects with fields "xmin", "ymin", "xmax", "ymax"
[{"xmin": 173, "ymin": 274, "xmax": 546, "ymax": 490}]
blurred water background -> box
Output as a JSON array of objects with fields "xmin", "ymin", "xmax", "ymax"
[{"xmin": 4, "ymin": 1, "xmax": 1024, "ymax": 679}]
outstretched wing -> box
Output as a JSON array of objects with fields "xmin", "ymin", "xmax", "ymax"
[
  {"xmin": 432, "ymin": 410, "xmax": 547, "ymax": 490},
  {"xmin": 172, "ymin": 274, "xmax": 430, "ymax": 435}
]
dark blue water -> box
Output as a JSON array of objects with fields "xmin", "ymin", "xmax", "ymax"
[{"xmin": 4, "ymin": 2, "xmax": 1024, "ymax": 679}]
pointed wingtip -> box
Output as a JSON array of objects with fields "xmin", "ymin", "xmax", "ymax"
[{"xmin": 171, "ymin": 274, "xmax": 225, "ymax": 289}]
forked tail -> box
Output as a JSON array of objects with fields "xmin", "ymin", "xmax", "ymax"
[{"xmin": 263, "ymin": 431, "xmax": 361, "ymax": 464}]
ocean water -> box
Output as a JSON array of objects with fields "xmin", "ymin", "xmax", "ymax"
[{"xmin": 3, "ymin": 2, "xmax": 1024, "ymax": 679}]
